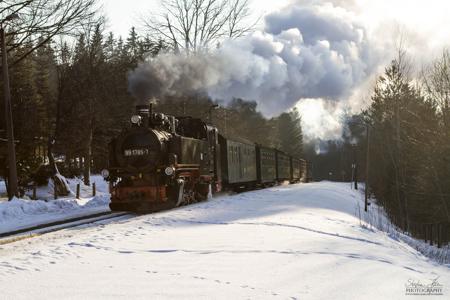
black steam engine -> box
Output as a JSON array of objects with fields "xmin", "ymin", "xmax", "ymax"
[
  {"xmin": 104, "ymin": 102, "xmax": 307, "ymax": 212},
  {"xmin": 106, "ymin": 103, "xmax": 220, "ymax": 212}
]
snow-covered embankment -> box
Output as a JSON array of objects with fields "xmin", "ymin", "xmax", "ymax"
[{"xmin": 0, "ymin": 175, "xmax": 110, "ymax": 234}]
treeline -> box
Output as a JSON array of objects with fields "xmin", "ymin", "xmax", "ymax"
[
  {"xmin": 365, "ymin": 52, "xmax": 450, "ymax": 227},
  {"xmin": 157, "ymin": 96, "xmax": 303, "ymax": 153},
  {"xmin": 0, "ymin": 26, "xmax": 304, "ymax": 187},
  {"xmin": 309, "ymin": 51, "xmax": 450, "ymax": 229}
]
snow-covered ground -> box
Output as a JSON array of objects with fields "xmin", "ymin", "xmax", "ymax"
[
  {"xmin": 361, "ymin": 191, "xmax": 450, "ymax": 265},
  {"xmin": 0, "ymin": 182, "xmax": 448, "ymax": 299},
  {"xmin": 0, "ymin": 176, "xmax": 110, "ymax": 233}
]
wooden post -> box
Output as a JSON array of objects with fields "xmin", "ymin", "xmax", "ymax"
[
  {"xmin": 429, "ymin": 224, "xmax": 433, "ymax": 246},
  {"xmin": 444, "ymin": 224, "xmax": 448, "ymax": 246},
  {"xmin": 437, "ymin": 224, "xmax": 442, "ymax": 248},
  {"xmin": 32, "ymin": 185, "xmax": 37, "ymax": 200},
  {"xmin": 364, "ymin": 125, "xmax": 370, "ymax": 212},
  {"xmin": 93, "ymin": 182, "xmax": 96, "ymax": 197},
  {"xmin": 353, "ymin": 144, "xmax": 358, "ymax": 190},
  {"xmin": 423, "ymin": 224, "xmax": 427, "ymax": 242},
  {"xmin": 76, "ymin": 183, "xmax": 80, "ymax": 199}
]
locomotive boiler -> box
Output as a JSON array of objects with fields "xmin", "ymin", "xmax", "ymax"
[{"xmin": 104, "ymin": 103, "xmax": 221, "ymax": 212}]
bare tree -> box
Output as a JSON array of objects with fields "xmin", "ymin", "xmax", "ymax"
[
  {"xmin": 142, "ymin": 0, "xmax": 255, "ymax": 53},
  {"xmin": 1, "ymin": 0, "xmax": 100, "ymax": 65},
  {"xmin": 422, "ymin": 49, "xmax": 450, "ymax": 128}
]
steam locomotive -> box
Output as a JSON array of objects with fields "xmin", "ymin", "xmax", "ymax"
[{"xmin": 103, "ymin": 103, "xmax": 307, "ymax": 212}]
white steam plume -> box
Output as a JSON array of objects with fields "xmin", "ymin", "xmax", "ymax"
[{"xmin": 129, "ymin": 1, "xmax": 380, "ymax": 117}]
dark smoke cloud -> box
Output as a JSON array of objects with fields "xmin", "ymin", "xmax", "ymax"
[
  {"xmin": 128, "ymin": 65, "xmax": 164, "ymax": 102},
  {"xmin": 128, "ymin": 1, "xmax": 380, "ymax": 116},
  {"xmin": 128, "ymin": 54, "xmax": 215, "ymax": 103}
]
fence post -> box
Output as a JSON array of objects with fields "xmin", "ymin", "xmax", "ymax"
[
  {"xmin": 437, "ymin": 224, "xmax": 442, "ymax": 248},
  {"xmin": 92, "ymin": 182, "xmax": 96, "ymax": 197},
  {"xmin": 76, "ymin": 183, "xmax": 80, "ymax": 199},
  {"xmin": 423, "ymin": 224, "xmax": 427, "ymax": 243},
  {"xmin": 445, "ymin": 223, "xmax": 449, "ymax": 247},
  {"xmin": 429, "ymin": 224, "xmax": 433, "ymax": 246},
  {"xmin": 32, "ymin": 185, "xmax": 37, "ymax": 200}
]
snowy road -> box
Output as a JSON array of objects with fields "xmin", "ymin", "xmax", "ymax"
[{"xmin": 0, "ymin": 182, "xmax": 449, "ymax": 299}]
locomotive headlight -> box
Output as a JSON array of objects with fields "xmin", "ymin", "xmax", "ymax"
[
  {"xmin": 164, "ymin": 166, "xmax": 175, "ymax": 176},
  {"xmin": 131, "ymin": 115, "xmax": 142, "ymax": 124},
  {"xmin": 101, "ymin": 169, "xmax": 110, "ymax": 179}
]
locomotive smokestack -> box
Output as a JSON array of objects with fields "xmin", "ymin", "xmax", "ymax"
[
  {"xmin": 136, "ymin": 101, "xmax": 152, "ymax": 127},
  {"xmin": 136, "ymin": 104, "xmax": 150, "ymax": 117}
]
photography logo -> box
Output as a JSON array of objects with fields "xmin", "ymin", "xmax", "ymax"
[{"xmin": 405, "ymin": 277, "xmax": 444, "ymax": 296}]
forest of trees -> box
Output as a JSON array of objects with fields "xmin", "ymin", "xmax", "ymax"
[
  {"xmin": 308, "ymin": 50, "xmax": 450, "ymax": 234},
  {"xmin": 0, "ymin": 0, "xmax": 304, "ymax": 190}
]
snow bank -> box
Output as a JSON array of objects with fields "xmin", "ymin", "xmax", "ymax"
[
  {"xmin": 22, "ymin": 175, "xmax": 109, "ymax": 200},
  {"xmin": 1, "ymin": 195, "xmax": 107, "ymax": 221},
  {"xmin": 0, "ymin": 195, "xmax": 110, "ymax": 233},
  {"xmin": 0, "ymin": 175, "xmax": 110, "ymax": 234},
  {"xmin": 360, "ymin": 195, "xmax": 450, "ymax": 265}
]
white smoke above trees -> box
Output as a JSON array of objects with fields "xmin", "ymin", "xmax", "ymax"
[{"xmin": 129, "ymin": 0, "xmax": 380, "ymax": 117}]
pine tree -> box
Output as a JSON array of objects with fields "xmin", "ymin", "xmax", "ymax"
[
  {"xmin": 277, "ymin": 108, "xmax": 304, "ymax": 157},
  {"xmin": 367, "ymin": 56, "xmax": 450, "ymax": 228}
]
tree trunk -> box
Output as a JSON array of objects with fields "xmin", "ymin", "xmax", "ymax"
[
  {"xmin": 83, "ymin": 146, "xmax": 91, "ymax": 186},
  {"xmin": 47, "ymin": 137, "xmax": 59, "ymax": 175},
  {"xmin": 83, "ymin": 121, "xmax": 93, "ymax": 186}
]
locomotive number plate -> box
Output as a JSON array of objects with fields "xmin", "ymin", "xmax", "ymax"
[{"xmin": 124, "ymin": 149, "xmax": 150, "ymax": 156}]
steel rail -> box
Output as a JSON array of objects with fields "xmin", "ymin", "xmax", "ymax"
[{"xmin": 0, "ymin": 211, "xmax": 134, "ymax": 245}]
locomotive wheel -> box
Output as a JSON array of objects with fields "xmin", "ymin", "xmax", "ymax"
[
  {"xmin": 183, "ymin": 190, "xmax": 196, "ymax": 204},
  {"xmin": 195, "ymin": 183, "xmax": 210, "ymax": 202}
]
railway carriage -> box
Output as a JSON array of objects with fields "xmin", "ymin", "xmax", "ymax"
[
  {"xmin": 218, "ymin": 135, "xmax": 257, "ymax": 190},
  {"xmin": 300, "ymin": 159, "xmax": 309, "ymax": 183},
  {"xmin": 276, "ymin": 150, "xmax": 291, "ymax": 182},
  {"xmin": 256, "ymin": 145, "xmax": 276, "ymax": 185},
  {"xmin": 291, "ymin": 157, "xmax": 302, "ymax": 183}
]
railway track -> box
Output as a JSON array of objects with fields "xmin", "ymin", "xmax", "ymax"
[{"xmin": 0, "ymin": 211, "xmax": 134, "ymax": 245}]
